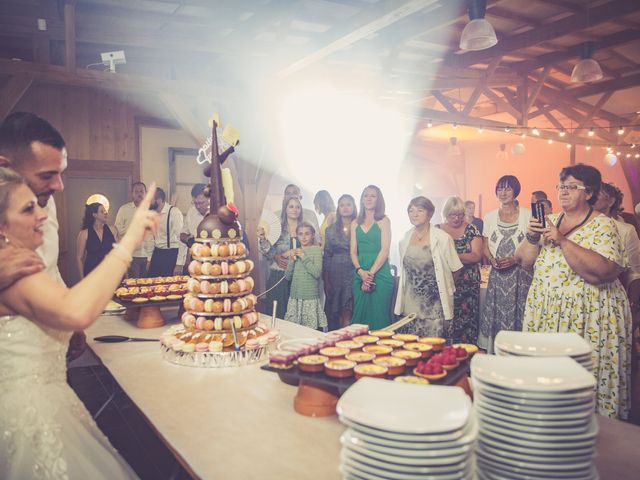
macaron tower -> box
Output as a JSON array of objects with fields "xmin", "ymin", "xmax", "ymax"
[{"xmin": 160, "ymin": 116, "xmax": 271, "ymax": 367}]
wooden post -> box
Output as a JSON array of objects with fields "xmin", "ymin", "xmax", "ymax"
[
  {"xmin": 569, "ymin": 144, "xmax": 576, "ymax": 165},
  {"xmin": 64, "ymin": 1, "xmax": 76, "ymax": 72}
]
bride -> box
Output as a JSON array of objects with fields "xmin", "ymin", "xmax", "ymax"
[{"xmin": 0, "ymin": 168, "xmax": 159, "ymax": 479}]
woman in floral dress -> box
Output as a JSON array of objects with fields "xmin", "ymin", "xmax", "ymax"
[
  {"xmin": 516, "ymin": 164, "xmax": 631, "ymax": 420},
  {"xmin": 438, "ymin": 196, "xmax": 483, "ymax": 343}
]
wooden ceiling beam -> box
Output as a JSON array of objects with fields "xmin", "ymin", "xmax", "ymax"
[
  {"xmin": 277, "ymin": 0, "xmax": 441, "ymax": 78},
  {"xmin": 462, "ymin": 55, "xmax": 502, "ymax": 117},
  {"xmin": 0, "ymin": 74, "xmax": 35, "ymax": 119},
  {"xmin": 431, "ymin": 90, "xmax": 459, "ymax": 115},
  {"xmin": 573, "ymin": 91, "xmax": 615, "ymax": 136},
  {"xmin": 566, "ymin": 72, "xmax": 640, "ymax": 98},
  {"xmin": 158, "ymin": 94, "xmax": 206, "ymax": 147},
  {"xmin": 483, "ymin": 88, "xmax": 521, "ymax": 121},
  {"xmin": 525, "ymin": 65, "xmax": 551, "ymax": 112},
  {"xmin": 64, "ymin": 0, "xmax": 76, "ymax": 72},
  {"xmin": 510, "ymin": 29, "xmax": 640, "ymax": 73},
  {"xmin": 446, "ymin": 0, "xmax": 640, "ymax": 69}
]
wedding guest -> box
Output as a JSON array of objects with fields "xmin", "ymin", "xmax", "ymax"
[
  {"xmin": 464, "ymin": 200, "xmax": 483, "ymax": 234},
  {"xmin": 259, "ymin": 196, "xmax": 303, "ymax": 319},
  {"xmin": 438, "ymin": 196, "xmax": 482, "ymax": 343},
  {"xmin": 179, "ymin": 183, "xmax": 208, "ymax": 273},
  {"xmin": 313, "ymin": 189, "xmax": 336, "ymax": 248},
  {"xmin": 395, "ymin": 197, "xmax": 462, "ymax": 337},
  {"xmin": 147, "ymin": 187, "xmax": 183, "ymax": 276},
  {"xmin": 531, "ymin": 190, "xmax": 548, "ymax": 203},
  {"xmin": 323, "ymin": 194, "xmax": 357, "ymax": 330},
  {"xmin": 479, "ymin": 175, "xmax": 533, "ymax": 353},
  {"xmin": 516, "ymin": 164, "xmax": 631, "ymax": 419},
  {"xmin": 284, "ymin": 222, "xmax": 327, "ymax": 330},
  {"xmin": 76, "ymin": 202, "xmax": 118, "ymax": 278},
  {"xmin": 0, "ymin": 167, "xmax": 157, "ymax": 478},
  {"xmin": 115, "ymin": 182, "xmax": 149, "ymax": 278},
  {"xmin": 351, "ymin": 185, "xmax": 393, "ymax": 330}
]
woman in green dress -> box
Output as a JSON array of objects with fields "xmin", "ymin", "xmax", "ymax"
[{"xmin": 350, "ymin": 185, "xmax": 393, "ymax": 330}]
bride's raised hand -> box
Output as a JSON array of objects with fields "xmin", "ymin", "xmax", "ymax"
[{"xmin": 119, "ymin": 183, "xmax": 160, "ymax": 251}]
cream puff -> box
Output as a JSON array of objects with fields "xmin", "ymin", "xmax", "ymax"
[
  {"xmin": 199, "ymin": 280, "xmax": 211, "ymax": 294},
  {"xmin": 209, "ymin": 244, "xmax": 219, "ymax": 257},
  {"xmin": 218, "ymin": 244, "xmax": 230, "ymax": 257},
  {"xmin": 236, "ymin": 243, "xmax": 246, "ymax": 256},
  {"xmin": 236, "ymin": 261, "xmax": 246, "ymax": 274},
  {"xmin": 188, "ymin": 260, "xmax": 201, "ymax": 275},
  {"xmin": 229, "ymin": 282, "xmax": 240, "ymax": 294},
  {"xmin": 204, "ymin": 299, "xmax": 214, "ymax": 313},
  {"xmin": 203, "ymin": 319, "xmax": 214, "ymax": 331},
  {"xmin": 211, "ymin": 263, "xmax": 222, "ymax": 276},
  {"xmin": 201, "ymin": 262, "xmax": 213, "ymax": 275}
]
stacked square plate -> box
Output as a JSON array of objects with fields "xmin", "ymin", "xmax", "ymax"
[
  {"xmin": 336, "ymin": 378, "xmax": 476, "ymax": 480},
  {"xmin": 471, "ymin": 355, "xmax": 598, "ymax": 480},
  {"xmin": 494, "ymin": 331, "xmax": 593, "ymax": 373}
]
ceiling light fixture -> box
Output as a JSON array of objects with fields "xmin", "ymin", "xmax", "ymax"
[
  {"xmin": 427, "ymin": 119, "xmax": 433, "ymax": 128},
  {"xmin": 460, "ymin": 0, "xmax": 498, "ymax": 51},
  {"xmin": 617, "ymin": 126, "xmax": 625, "ymax": 135},
  {"xmin": 448, "ymin": 137, "xmax": 462, "ymax": 156},
  {"xmin": 588, "ymin": 128, "xmax": 595, "ymax": 137},
  {"xmin": 571, "ymin": 42, "xmax": 603, "ymax": 83},
  {"xmin": 586, "ymin": 144, "xmax": 591, "ymax": 151},
  {"xmin": 559, "ymin": 128, "xmax": 566, "ymax": 137},
  {"xmin": 477, "ymin": 126, "xmax": 485, "ymax": 133},
  {"xmin": 504, "ymin": 127, "xmax": 511, "ymax": 133},
  {"xmin": 547, "ymin": 139, "xmax": 553, "ymax": 144},
  {"xmin": 532, "ymin": 127, "xmax": 540, "ymax": 136}
]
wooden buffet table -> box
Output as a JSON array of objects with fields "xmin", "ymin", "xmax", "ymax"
[{"xmin": 86, "ymin": 313, "xmax": 640, "ymax": 480}]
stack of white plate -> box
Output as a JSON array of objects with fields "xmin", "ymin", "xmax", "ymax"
[
  {"xmin": 495, "ymin": 331, "xmax": 594, "ymax": 373},
  {"xmin": 471, "ymin": 355, "xmax": 598, "ymax": 480},
  {"xmin": 336, "ymin": 378, "xmax": 476, "ymax": 480}
]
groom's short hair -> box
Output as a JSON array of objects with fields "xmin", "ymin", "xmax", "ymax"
[{"xmin": 0, "ymin": 112, "xmax": 66, "ymax": 167}]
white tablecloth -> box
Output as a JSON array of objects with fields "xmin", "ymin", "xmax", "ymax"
[{"xmin": 87, "ymin": 313, "xmax": 343, "ymax": 480}]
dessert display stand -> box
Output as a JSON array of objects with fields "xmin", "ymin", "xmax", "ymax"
[{"xmin": 118, "ymin": 299, "xmax": 184, "ymax": 328}]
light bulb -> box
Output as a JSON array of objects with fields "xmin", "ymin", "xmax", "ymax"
[
  {"xmin": 532, "ymin": 127, "xmax": 540, "ymax": 136},
  {"xmin": 547, "ymin": 139, "xmax": 553, "ymax": 144},
  {"xmin": 452, "ymin": 122, "xmax": 458, "ymax": 129},
  {"xmin": 617, "ymin": 126, "xmax": 624, "ymax": 135},
  {"xmin": 477, "ymin": 127, "xmax": 484, "ymax": 133},
  {"xmin": 586, "ymin": 145, "xmax": 591, "ymax": 151},
  {"xmin": 588, "ymin": 128, "xmax": 595, "ymax": 137},
  {"xmin": 566, "ymin": 143, "xmax": 572, "ymax": 149},
  {"xmin": 616, "ymin": 151, "xmax": 621, "ymax": 156},
  {"xmin": 632, "ymin": 144, "xmax": 636, "ymax": 149},
  {"xmin": 520, "ymin": 132, "xmax": 526, "ymax": 139},
  {"xmin": 635, "ymin": 153, "xmax": 640, "ymax": 158},
  {"xmin": 504, "ymin": 127, "xmax": 511, "ymax": 133},
  {"xmin": 427, "ymin": 120, "xmax": 433, "ymax": 128},
  {"xmin": 626, "ymin": 153, "xmax": 631, "ymax": 158},
  {"xmin": 559, "ymin": 128, "xmax": 566, "ymax": 137}
]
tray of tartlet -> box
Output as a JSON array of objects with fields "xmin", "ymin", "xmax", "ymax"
[{"xmin": 377, "ymin": 338, "xmax": 405, "ymax": 349}]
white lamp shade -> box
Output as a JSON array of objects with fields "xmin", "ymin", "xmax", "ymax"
[
  {"xmin": 460, "ymin": 18, "xmax": 497, "ymax": 51},
  {"xmin": 604, "ymin": 153, "xmax": 618, "ymax": 166},
  {"xmin": 571, "ymin": 58, "xmax": 603, "ymax": 83},
  {"xmin": 511, "ymin": 143, "xmax": 525, "ymax": 155}
]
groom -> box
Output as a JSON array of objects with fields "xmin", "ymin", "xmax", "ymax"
[{"xmin": 0, "ymin": 112, "xmax": 86, "ymax": 357}]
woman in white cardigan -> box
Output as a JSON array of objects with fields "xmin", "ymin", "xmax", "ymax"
[{"xmin": 394, "ymin": 197, "xmax": 462, "ymax": 337}]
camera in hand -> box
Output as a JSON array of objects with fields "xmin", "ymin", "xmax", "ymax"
[{"xmin": 531, "ymin": 201, "xmax": 546, "ymax": 228}]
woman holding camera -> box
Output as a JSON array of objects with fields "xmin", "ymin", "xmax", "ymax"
[
  {"xmin": 478, "ymin": 175, "xmax": 533, "ymax": 353},
  {"xmin": 516, "ymin": 164, "xmax": 631, "ymax": 420}
]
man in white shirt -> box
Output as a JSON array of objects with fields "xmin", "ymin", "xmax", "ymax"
[
  {"xmin": 179, "ymin": 183, "xmax": 208, "ymax": 272},
  {"xmin": 115, "ymin": 181, "xmax": 149, "ymax": 277},
  {"xmin": 0, "ymin": 112, "xmax": 66, "ymax": 284},
  {"xmin": 147, "ymin": 187, "xmax": 184, "ymax": 276}
]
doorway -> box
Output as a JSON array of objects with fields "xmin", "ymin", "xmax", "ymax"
[{"xmin": 62, "ymin": 175, "xmax": 129, "ymax": 285}]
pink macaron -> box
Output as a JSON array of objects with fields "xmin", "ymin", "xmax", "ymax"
[
  {"xmin": 223, "ymin": 298, "xmax": 231, "ymax": 313},
  {"xmin": 221, "ymin": 262, "xmax": 229, "ymax": 275},
  {"xmin": 195, "ymin": 342, "xmax": 208, "ymax": 352}
]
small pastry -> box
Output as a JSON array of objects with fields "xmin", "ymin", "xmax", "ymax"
[
  {"xmin": 210, "ymin": 282, "xmax": 220, "ymax": 294},
  {"xmin": 245, "ymin": 338, "xmax": 259, "ymax": 350},
  {"xmin": 204, "ymin": 299, "xmax": 214, "ymax": 313},
  {"xmin": 220, "ymin": 281, "xmax": 229, "ymax": 294},
  {"xmin": 195, "ymin": 342, "xmax": 209, "ymax": 352},
  {"xmin": 171, "ymin": 340, "xmax": 185, "ymax": 352},
  {"xmin": 221, "ymin": 333, "xmax": 235, "ymax": 347},
  {"xmin": 183, "ymin": 314, "xmax": 196, "ymax": 329},
  {"xmin": 245, "ymin": 277, "xmax": 255, "ymax": 290},
  {"xmin": 218, "ymin": 244, "xmax": 230, "ymax": 257},
  {"xmin": 228, "ymin": 243, "xmax": 237, "ymax": 256},
  {"xmin": 236, "ymin": 243, "xmax": 246, "ymax": 255},
  {"xmin": 221, "ymin": 262, "xmax": 229, "ymax": 275},
  {"xmin": 236, "ymin": 279, "xmax": 246, "ymax": 292},
  {"xmin": 229, "ymin": 282, "xmax": 240, "ymax": 293},
  {"xmin": 211, "ymin": 263, "xmax": 222, "ymax": 276},
  {"xmin": 235, "ymin": 261, "xmax": 246, "ymax": 274},
  {"xmin": 181, "ymin": 343, "xmax": 196, "ymax": 353},
  {"xmin": 257, "ymin": 336, "xmax": 269, "ymax": 347},
  {"xmin": 188, "ymin": 260, "xmax": 201, "ymax": 275},
  {"xmin": 234, "ymin": 316, "xmax": 242, "ymax": 329},
  {"xmin": 245, "ymin": 259, "xmax": 254, "ymax": 271},
  {"xmin": 201, "ymin": 262, "xmax": 213, "ymax": 275},
  {"xmin": 208, "ymin": 341, "xmax": 223, "ymax": 352},
  {"xmin": 200, "ymin": 244, "xmax": 211, "ymax": 257},
  {"xmin": 191, "ymin": 243, "xmax": 202, "ymax": 257},
  {"xmin": 195, "ymin": 316, "xmax": 206, "ymax": 330},
  {"xmin": 232, "ymin": 300, "xmax": 242, "ymax": 313},
  {"xmin": 203, "ymin": 319, "xmax": 214, "ymax": 331},
  {"xmin": 210, "ymin": 244, "xmax": 219, "ymax": 257},
  {"xmin": 214, "ymin": 317, "xmax": 223, "ymax": 330},
  {"xmin": 229, "ymin": 263, "xmax": 239, "ymax": 275},
  {"xmin": 212, "ymin": 301, "xmax": 223, "ymax": 314},
  {"xmin": 200, "ymin": 280, "xmax": 211, "ymax": 294},
  {"xmin": 222, "ymin": 318, "xmax": 232, "ymax": 330}
]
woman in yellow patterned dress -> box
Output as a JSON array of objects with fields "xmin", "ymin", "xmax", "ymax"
[{"xmin": 516, "ymin": 164, "xmax": 631, "ymax": 420}]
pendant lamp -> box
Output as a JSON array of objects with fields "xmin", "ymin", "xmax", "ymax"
[{"xmin": 460, "ymin": 0, "xmax": 498, "ymax": 51}]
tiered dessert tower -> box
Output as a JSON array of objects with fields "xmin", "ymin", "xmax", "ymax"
[{"xmin": 161, "ymin": 118, "xmax": 270, "ymax": 366}]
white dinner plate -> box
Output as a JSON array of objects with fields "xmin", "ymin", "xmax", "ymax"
[
  {"xmin": 478, "ymin": 417, "xmax": 598, "ymax": 447},
  {"xmin": 476, "ymin": 452, "xmax": 594, "ymax": 477},
  {"xmin": 337, "ymin": 378, "xmax": 471, "ymax": 434},
  {"xmin": 471, "ymin": 355, "xmax": 596, "ymax": 392},
  {"xmin": 472, "ymin": 377, "xmax": 595, "ymax": 401},
  {"xmin": 343, "ymin": 443, "xmax": 471, "ymax": 468},
  {"xmin": 475, "ymin": 390, "xmax": 595, "ymax": 415},
  {"xmin": 339, "ymin": 416, "xmax": 468, "ymax": 443},
  {"xmin": 475, "ymin": 381, "xmax": 595, "ymax": 406},
  {"xmin": 342, "ymin": 422, "xmax": 475, "ymax": 451},
  {"xmin": 494, "ymin": 331, "xmax": 591, "ymax": 357},
  {"xmin": 477, "ymin": 446, "xmax": 593, "ymax": 472},
  {"xmin": 340, "ymin": 459, "xmax": 472, "ymax": 480},
  {"xmin": 475, "ymin": 395, "xmax": 594, "ymax": 421},
  {"xmin": 341, "ymin": 424, "xmax": 477, "ymax": 458},
  {"xmin": 341, "ymin": 450, "xmax": 471, "ymax": 476},
  {"xmin": 475, "ymin": 409, "xmax": 591, "ymax": 434},
  {"xmin": 477, "ymin": 458, "xmax": 599, "ymax": 480},
  {"xmin": 479, "ymin": 431, "xmax": 594, "ymax": 458},
  {"xmin": 341, "ymin": 433, "xmax": 472, "ymax": 465},
  {"xmin": 478, "ymin": 440, "xmax": 594, "ymax": 465}
]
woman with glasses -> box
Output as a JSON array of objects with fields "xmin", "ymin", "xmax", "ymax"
[
  {"xmin": 438, "ymin": 196, "xmax": 483, "ymax": 343},
  {"xmin": 516, "ymin": 164, "xmax": 632, "ymax": 420},
  {"xmin": 478, "ymin": 175, "xmax": 533, "ymax": 353}
]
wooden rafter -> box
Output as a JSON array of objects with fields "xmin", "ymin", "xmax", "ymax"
[
  {"xmin": 446, "ymin": 0, "xmax": 640, "ymax": 69},
  {"xmin": 482, "ymin": 88, "xmax": 521, "ymax": 121},
  {"xmin": 64, "ymin": 0, "xmax": 76, "ymax": 71},
  {"xmin": 277, "ymin": 0, "xmax": 441, "ymax": 78},
  {"xmin": 157, "ymin": 94, "xmax": 206, "ymax": 147},
  {"xmin": 0, "ymin": 74, "xmax": 35, "ymax": 119},
  {"xmin": 573, "ymin": 92, "xmax": 615, "ymax": 136},
  {"xmin": 431, "ymin": 90, "xmax": 459, "ymax": 115},
  {"xmin": 462, "ymin": 55, "xmax": 502, "ymax": 117},
  {"xmin": 567, "ymin": 72, "xmax": 640, "ymax": 98},
  {"xmin": 525, "ymin": 65, "xmax": 551, "ymax": 113}
]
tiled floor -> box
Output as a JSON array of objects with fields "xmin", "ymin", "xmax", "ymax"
[{"xmin": 67, "ymin": 364, "xmax": 194, "ymax": 480}]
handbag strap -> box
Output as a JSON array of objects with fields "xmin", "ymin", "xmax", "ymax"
[{"xmin": 166, "ymin": 206, "xmax": 173, "ymax": 248}]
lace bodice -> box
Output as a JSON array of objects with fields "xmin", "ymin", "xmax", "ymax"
[{"xmin": 0, "ymin": 315, "xmax": 70, "ymax": 386}]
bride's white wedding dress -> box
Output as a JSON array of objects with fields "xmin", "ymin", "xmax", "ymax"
[{"xmin": 0, "ymin": 315, "xmax": 137, "ymax": 479}]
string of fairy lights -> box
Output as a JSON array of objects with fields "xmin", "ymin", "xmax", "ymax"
[{"xmin": 424, "ymin": 119, "xmax": 640, "ymax": 163}]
